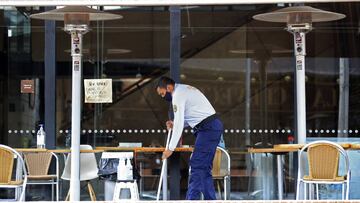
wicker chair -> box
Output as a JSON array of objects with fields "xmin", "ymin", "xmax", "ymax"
[
  {"xmin": 24, "ymin": 152, "xmax": 59, "ymax": 201},
  {"xmin": 0, "ymin": 144, "xmax": 28, "ymax": 201},
  {"xmin": 296, "ymin": 140, "xmax": 350, "ymax": 200},
  {"xmin": 212, "ymin": 147, "xmax": 231, "ymax": 200},
  {"xmin": 189, "ymin": 146, "xmax": 231, "ymax": 200}
]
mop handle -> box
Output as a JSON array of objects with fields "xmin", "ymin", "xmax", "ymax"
[
  {"xmin": 156, "ymin": 129, "xmax": 172, "ymax": 200},
  {"xmin": 165, "ymin": 129, "xmax": 172, "ymax": 148}
]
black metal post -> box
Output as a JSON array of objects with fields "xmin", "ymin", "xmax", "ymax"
[
  {"xmin": 44, "ymin": 7, "xmax": 56, "ymax": 149},
  {"xmin": 170, "ymin": 6, "xmax": 181, "ymax": 83},
  {"xmin": 169, "ymin": 5, "xmax": 181, "ymax": 200}
]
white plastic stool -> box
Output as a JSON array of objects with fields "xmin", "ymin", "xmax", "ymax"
[{"xmin": 113, "ymin": 180, "xmax": 139, "ymax": 201}]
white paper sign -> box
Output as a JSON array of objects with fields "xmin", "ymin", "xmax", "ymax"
[{"xmin": 84, "ymin": 79, "xmax": 112, "ymax": 103}]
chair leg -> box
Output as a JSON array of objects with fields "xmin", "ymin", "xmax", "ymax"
[
  {"xmin": 342, "ymin": 183, "xmax": 345, "ymax": 200},
  {"xmin": 282, "ymin": 168, "xmax": 287, "ymax": 198},
  {"xmin": 65, "ymin": 181, "xmax": 96, "ymax": 201},
  {"xmin": 56, "ymin": 181, "xmax": 59, "ymax": 201},
  {"xmin": 87, "ymin": 181, "xmax": 97, "ymax": 201},
  {"xmin": 304, "ymin": 182, "xmax": 307, "ymax": 200},
  {"xmin": 52, "ymin": 183, "xmax": 54, "ymax": 201},
  {"xmin": 130, "ymin": 182, "xmax": 140, "ymax": 200},
  {"xmin": 216, "ymin": 180, "xmax": 222, "ymax": 199},
  {"xmin": 316, "ymin": 184, "xmax": 319, "ymax": 200},
  {"xmin": 346, "ymin": 181, "xmax": 350, "ymax": 200},
  {"xmin": 296, "ymin": 180, "xmax": 300, "ymax": 200},
  {"xmin": 224, "ymin": 178, "xmax": 227, "ymax": 200},
  {"xmin": 20, "ymin": 185, "xmax": 26, "ymax": 201},
  {"xmin": 309, "ymin": 183, "xmax": 313, "ymax": 200},
  {"xmin": 247, "ymin": 154, "xmax": 254, "ymax": 197},
  {"xmin": 65, "ymin": 189, "xmax": 70, "ymax": 201}
]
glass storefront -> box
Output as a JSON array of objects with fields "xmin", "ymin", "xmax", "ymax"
[{"xmin": 1, "ymin": 3, "xmax": 360, "ymax": 200}]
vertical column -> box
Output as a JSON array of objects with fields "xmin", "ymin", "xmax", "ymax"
[
  {"xmin": 276, "ymin": 155, "xmax": 284, "ymax": 200},
  {"xmin": 2, "ymin": 11, "xmax": 9, "ymax": 145},
  {"xmin": 261, "ymin": 154, "xmax": 272, "ymax": 199},
  {"xmin": 259, "ymin": 59, "xmax": 268, "ymax": 145},
  {"xmin": 293, "ymin": 31, "xmax": 306, "ymax": 144},
  {"xmin": 292, "ymin": 31, "xmax": 308, "ymax": 199},
  {"xmin": 94, "ymin": 19, "xmax": 105, "ymax": 147},
  {"xmin": 70, "ymin": 31, "xmax": 82, "ymax": 201},
  {"xmin": 44, "ymin": 6, "xmax": 56, "ymax": 149},
  {"xmin": 338, "ymin": 58, "xmax": 349, "ymax": 137},
  {"xmin": 170, "ymin": 6, "xmax": 181, "ymax": 82},
  {"xmin": 169, "ymin": 5, "xmax": 181, "ymax": 200},
  {"xmin": 245, "ymin": 58, "xmax": 253, "ymax": 188},
  {"xmin": 245, "ymin": 58, "xmax": 251, "ymax": 146}
]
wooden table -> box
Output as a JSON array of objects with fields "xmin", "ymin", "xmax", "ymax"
[
  {"xmin": 95, "ymin": 146, "xmax": 193, "ymax": 153},
  {"xmin": 248, "ymin": 143, "xmax": 358, "ymax": 154},
  {"xmin": 15, "ymin": 147, "xmax": 193, "ymax": 153},
  {"xmin": 248, "ymin": 147, "xmax": 299, "ymax": 153},
  {"xmin": 272, "ymin": 143, "xmax": 353, "ymax": 150},
  {"xmin": 15, "ymin": 148, "xmax": 105, "ymax": 153},
  {"xmin": 349, "ymin": 144, "xmax": 360, "ymax": 150}
]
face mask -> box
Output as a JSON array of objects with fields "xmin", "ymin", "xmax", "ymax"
[{"xmin": 164, "ymin": 91, "xmax": 172, "ymax": 102}]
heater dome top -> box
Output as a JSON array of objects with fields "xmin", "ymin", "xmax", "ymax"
[
  {"xmin": 30, "ymin": 6, "xmax": 122, "ymax": 21},
  {"xmin": 253, "ymin": 6, "xmax": 345, "ymax": 24}
]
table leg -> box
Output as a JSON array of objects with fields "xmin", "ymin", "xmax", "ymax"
[
  {"xmin": 261, "ymin": 154, "xmax": 271, "ymax": 200},
  {"xmin": 139, "ymin": 162, "xmax": 144, "ymax": 197},
  {"xmin": 169, "ymin": 153, "xmax": 181, "ymax": 200},
  {"xmin": 277, "ymin": 155, "xmax": 284, "ymax": 200},
  {"xmin": 162, "ymin": 158, "xmax": 168, "ymax": 200}
]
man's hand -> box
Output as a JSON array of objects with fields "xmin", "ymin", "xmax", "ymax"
[
  {"xmin": 162, "ymin": 149, "xmax": 173, "ymax": 160},
  {"xmin": 166, "ymin": 120, "xmax": 173, "ymax": 130}
]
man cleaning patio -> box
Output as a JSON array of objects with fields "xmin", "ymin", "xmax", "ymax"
[{"xmin": 156, "ymin": 76, "xmax": 224, "ymax": 200}]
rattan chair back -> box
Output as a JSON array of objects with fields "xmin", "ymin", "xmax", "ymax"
[
  {"xmin": 0, "ymin": 147, "xmax": 14, "ymax": 184},
  {"xmin": 212, "ymin": 149, "xmax": 222, "ymax": 176},
  {"xmin": 24, "ymin": 152, "xmax": 52, "ymax": 176},
  {"xmin": 212, "ymin": 147, "xmax": 230, "ymax": 177},
  {"xmin": 308, "ymin": 143, "xmax": 339, "ymax": 180}
]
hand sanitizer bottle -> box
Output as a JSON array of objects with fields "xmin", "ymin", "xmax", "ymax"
[
  {"xmin": 117, "ymin": 158, "xmax": 127, "ymax": 181},
  {"xmin": 36, "ymin": 124, "xmax": 46, "ymax": 149},
  {"xmin": 126, "ymin": 157, "xmax": 133, "ymax": 180}
]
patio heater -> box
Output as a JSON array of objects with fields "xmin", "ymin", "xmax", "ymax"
[
  {"xmin": 30, "ymin": 6, "xmax": 121, "ymax": 201},
  {"xmin": 253, "ymin": 6, "xmax": 345, "ymax": 144}
]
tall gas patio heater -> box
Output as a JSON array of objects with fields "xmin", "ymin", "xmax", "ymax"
[
  {"xmin": 253, "ymin": 6, "xmax": 345, "ymax": 144},
  {"xmin": 30, "ymin": 6, "xmax": 121, "ymax": 201}
]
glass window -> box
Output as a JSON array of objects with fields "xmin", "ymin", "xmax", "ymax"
[{"xmin": 1, "ymin": 3, "xmax": 360, "ymax": 200}]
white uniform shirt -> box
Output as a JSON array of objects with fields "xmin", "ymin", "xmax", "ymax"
[{"xmin": 168, "ymin": 84, "xmax": 216, "ymax": 151}]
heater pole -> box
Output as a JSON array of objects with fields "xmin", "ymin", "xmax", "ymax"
[
  {"xmin": 292, "ymin": 30, "xmax": 307, "ymax": 144},
  {"xmin": 252, "ymin": 6, "xmax": 346, "ymax": 200},
  {"xmin": 70, "ymin": 30, "xmax": 82, "ymax": 201},
  {"xmin": 29, "ymin": 6, "xmax": 122, "ymax": 202},
  {"xmin": 253, "ymin": 6, "xmax": 344, "ymax": 145},
  {"xmin": 68, "ymin": 27, "xmax": 87, "ymax": 201}
]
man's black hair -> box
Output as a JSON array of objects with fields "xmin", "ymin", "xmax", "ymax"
[{"xmin": 156, "ymin": 76, "xmax": 175, "ymax": 88}]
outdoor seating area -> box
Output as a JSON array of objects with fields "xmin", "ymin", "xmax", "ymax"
[
  {"xmin": 1, "ymin": 0, "xmax": 360, "ymax": 202},
  {"xmin": 248, "ymin": 141, "xmax": 359, "ymax": 200},
  {"xmin": 0, "ymin": 140, "xmax": 357, "ymax": 201}
]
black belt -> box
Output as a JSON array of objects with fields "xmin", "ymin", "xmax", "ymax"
[{"xmin": 193, "ymin": 114, "xmax": 219, "ymax": 131}]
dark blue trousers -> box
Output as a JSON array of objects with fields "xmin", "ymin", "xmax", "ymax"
[{"xmin": 186, "ymin": 118, "xmax": 223, "ymax": 200}]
